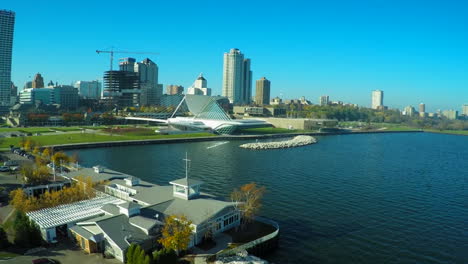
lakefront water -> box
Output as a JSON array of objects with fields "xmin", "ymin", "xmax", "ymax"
[{"xmin": 72, "ymin": 132, "xmax": 468, "ymax": 264}]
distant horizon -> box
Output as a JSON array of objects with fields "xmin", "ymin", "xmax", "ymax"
[{"xmin": 3, "ymin": 0, "xmax": 468, "ymax": 112}]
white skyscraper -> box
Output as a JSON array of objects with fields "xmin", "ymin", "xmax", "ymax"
[
  {"xmin": 222, "ymin": 48, "xmax": 252, "ymax": 104},
  {"xmin": 0, "ymin": 10, "xmax": 15, "ymax": 108},
  {"xmin": 74, "ymin": 80, "xmax": 101, "ymax": 99},
  {"xmin": 371, "ymin": 90, "xmax": 384, "ymax": 109},
  {"xmin": 187, "ymin": 74, "xmax": 211, "ymax": 96}
]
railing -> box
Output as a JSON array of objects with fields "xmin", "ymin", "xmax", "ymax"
[{"xmin": 216, "ymin": 216, "xmax": 279, "ymax": 257}]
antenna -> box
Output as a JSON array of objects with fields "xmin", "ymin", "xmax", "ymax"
[{"xmin": 183, "ymin": 152, "xmax": 191, "ymax": 180}]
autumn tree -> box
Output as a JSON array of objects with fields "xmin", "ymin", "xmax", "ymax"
[
  {"xmin": 32, "ymin": 146, "xmax": 41, "ymax": 155},
  {"xmin": 51, "ymin": 151, "xmax": 69, "ymax": 166},
  {"xmin": 42, "ymin": 148, "xmax": 51, "ymax": 159},
  {"xmin": 158, "ymin": 215, "xmax": 193, "ymax": 255},
  {"xmin": 230, "ymin": 183, "xmax": 266, "ymax": 227}
]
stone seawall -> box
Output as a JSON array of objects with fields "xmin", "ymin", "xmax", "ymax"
[{"xmin": 240, "ymin": 135, "xmax": 317, "ymax": 150}]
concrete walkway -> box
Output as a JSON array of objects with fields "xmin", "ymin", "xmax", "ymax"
[{"xmin": 191, "ymin": 233, "xmax": 233, "ymax": 264}]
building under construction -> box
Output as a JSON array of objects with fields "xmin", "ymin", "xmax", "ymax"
[{"xmin": 102, "ymin": 70, "xmax": 140, "ymax": 108}]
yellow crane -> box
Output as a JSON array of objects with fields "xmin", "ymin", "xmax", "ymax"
[{"xmin": 96, "ymin": 49, "xmax": 159, "ymax": 71}]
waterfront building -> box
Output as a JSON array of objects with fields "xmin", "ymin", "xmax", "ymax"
[
  {"xmin": 255, "ymin": 77, "xmax": 270, "ymax": 105},
  {"xmin": 0, "ymin": 10, "xmax": 15, "ymax": 108},
  {"xmin": 74, "ymin": 80, "xmax": 101, "ymax": 99},
  {"xmin": 166, "ymin": 84, "xmax": 184, "ymax": 95},
  {"xmin": 442, "ymin": 109, "xmax": 458, "ymax": 120},
  {"xmin": 371, "ymin": 90, "xmax": 384, "ymax": 109},
  {"xmin": 319, "ymin": 95, "xmax": 329, "ymax": 106},
  {"xmin": 28, "ymin": 166, "xmax": 241, "ymax": 263},
  {"xmin": 262, "ymin": 117, "xmax": 338, "ymax": 130},
  {"xmin": 32, "ymin": 73, "xmax": 45, "ymax": 88},
  {"xmin": 186, "ymin": 74, "xmax": 212, "ymax": 96},
  {"xmin": 222, "ymin": 48, "xmax": 252, "ymax": 104},
  {"xmin": 462, "ymin": 104, "xmax": 468, "ymax": 116}
]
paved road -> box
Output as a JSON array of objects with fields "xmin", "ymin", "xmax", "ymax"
[{"xmin": 6, "ymin": 241, "xmax": 121, "ymax": 264}]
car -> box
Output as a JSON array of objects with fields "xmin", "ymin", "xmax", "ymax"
[
  {"xmin": 32, "ymin": 258, "xmax": 60, "ymax": 264},
  {"xmin": 0, "ymin": 166, "xmax": 10, "ymax": 172}
]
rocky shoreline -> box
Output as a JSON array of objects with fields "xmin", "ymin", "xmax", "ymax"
[{"xmin": 239, "ymin": 135, "xmax": 317, "ymax": 150}]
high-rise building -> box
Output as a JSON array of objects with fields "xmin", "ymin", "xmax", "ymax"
[
  {"xmin": 404, "ymin": 106, "xmax": 415, "ymax": 117},
  {"xmin": 371, "ymin": 90, "xmax": 384, "ymax": 109},
  {"xmin": 462, "ymin": 104, "xmax": 468, "ymax": 116},
  {"xmin": 74, "ymin": 80, "xmax": 101, "ymax": 99},
  {"xmin": 242, "ymin": 59, "xmax": 252, "ymax": 104},
  {"xmin": 0, "ymin": 10, "xmax": 15, "ymax": 107},
  {"xmin": 442, "ymin": 110, "xmax": 458, "ymax": 120},
  {"xmin": 319, "ymin": 95, "xmax": 329, "ymax": 106},
  {"xmin": 222, "ymin": 48, "xmax": 252, "ymax": 104},
  {"xmin": 102, "ymin": 71, "xmax": 140, "ymax": 108},
  {"xmin": 32, "ymin": 73, "xmax": 45, "ymax": 88},
  {"xmin": 187, "ymin": 74, "xmax": 212, "ymax": 96},
  {"xmin": 135, "ymin": 58, "xmax": 160, "ymax": 106},
  {"xmin": 166, "ymin": 85, "xmax": 184, "ymax": 95},
  {"xmin": 24, "ymin": 81, "xmax": 32, "ymax": 89},
  {"xmin": 255, "ymin": 77, "xmax": 270, "ymax": 105},
  {"xmin": 19, "ymin": 88, "xmax": 54, "ymax": 105},
  {"xmin": 10, "ymin": 82, "xmax": 17, "ymax": 105},
  {"xmin": 419, "ymin": 103, "xmax": 425, "ymax": 113}
]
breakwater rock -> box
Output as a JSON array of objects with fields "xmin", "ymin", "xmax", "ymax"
[{"xmin": 239, "ymin": 135, "xmax": 316, "ymax": 150}]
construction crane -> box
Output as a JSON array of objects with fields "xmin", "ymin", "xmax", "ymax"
[{"xmin": 96, "ymin": 49, "xmax": 159, "ymax": 71}]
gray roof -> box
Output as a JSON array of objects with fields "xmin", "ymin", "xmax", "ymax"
[
  {"xmin": 129, "ymin": 215, "xmax": 163, "ymax": 231},
  {"xmin": 100, "ymin": 204, "xmax": 120, "ymax": 215},
  {"xmin": 69, "ymin": 224, "xmax": 94, "ymax": 239},
  {"xmin": 147, "ymin": 195, "xmax": 235, "ymax": 225},
  {"xmin": 118, "ymin": 202, "xmax": 140, "ymax": 210},
  {"xmin": 96, "ymin": 214, "xmax": 154, "ymax": 250},
  {"xmin": 108, "ymin": 178, "xmax": 174, "ymax": 205},
  {"xmin": 169, "ymin": 178, "xmax": 203, "ymax": 187},
  {"xmin": 67, "ymin": 167, "xmax": 131, "ymax": 182}
]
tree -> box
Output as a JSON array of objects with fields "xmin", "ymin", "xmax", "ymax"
[
  {"xmin": 0, "ymin": 225, "xmax": 10, "ymax": 249},
  {"xmin": 158, "ymin": 215, "xmax": 193, "ymax": 255},
  {"xmin": 51, "ymin": 151, "xmax": 69, "ymax": 166},
  {"xmin": 13, "ymin": 211, "xmax": 42, "ymax": 248},
  {"xmin": 42, "ymin": 148, "xmax": 51, "ymax": 159},
  {"xmin": 231, "ymin": 183, "xmax": 266, "ymax": 228},
  {"xmin": 32, "ymin": 146, "xmax": 41, "ymax": 155},
  {"xmin": 126, "ymin": 244, "xmax": 136, "ymax": 264}
]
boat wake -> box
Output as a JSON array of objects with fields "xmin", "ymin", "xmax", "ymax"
[{"xmin": 207, "ymin": 141, "xmax": 229, "ymax": 149}]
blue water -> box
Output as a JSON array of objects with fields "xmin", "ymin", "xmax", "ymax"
[{"xmin": 72, "ymin": 133, "xmax": 468, "ymax": 264}]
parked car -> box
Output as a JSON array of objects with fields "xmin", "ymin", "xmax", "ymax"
[
  {"xmin": 10, "ymin": 133, "xmax": 17, "ymax": 137},
  {"xmin": 0, "ymin": 166, "xmax": 10, "ymax": 172}
]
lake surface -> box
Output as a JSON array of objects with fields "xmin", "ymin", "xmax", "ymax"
[{"xmin": 72, "ymin": 133, "xmax": 468, "ymax": 264}]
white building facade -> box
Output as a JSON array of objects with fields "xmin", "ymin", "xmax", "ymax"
[
  {"xmin": 74, "ymin": 80, "xmax": 101, "ymax": 99},
  {"xmin": 371, "ymin": 90, "xmax": 384, "ymax": 109},
  {"xmin": 186, "ymin": 74, "xmax": 211, "ymax": 96},
  {"xmin": 222, "ymin": 48, "xmax": 252, "ymax": 105}
]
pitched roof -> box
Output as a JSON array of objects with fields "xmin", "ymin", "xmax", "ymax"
[
  {"xmin": 96, "ymin": 214, "xmax": 153, "ymax": 250},
  {"xmin": 147, "ymin": 195, "xmax": 235, "ymax": 225},
  {"xmin": 169, "ymin": 178, "xmax": 203, "ymax": 187}
]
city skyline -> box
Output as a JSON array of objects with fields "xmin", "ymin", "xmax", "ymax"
[{"xmin": 2, "ymin": 1, "xmax": 468, "ymax": 111}]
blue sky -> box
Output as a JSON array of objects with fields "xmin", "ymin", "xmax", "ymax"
[{"xmin": 4, "ymin": 0, "xmax": 468, "ymax": 112}]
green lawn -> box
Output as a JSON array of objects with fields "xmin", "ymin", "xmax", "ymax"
[
  {"xmin": 1, "ymin": 132, "xmax": 216, "ymax": 148},
  {"xmin": 382, "ymin": 125, "xmax": 420, "ymax": 131},
  {"xmin": 0, "ymin": 127, "xmax": 54, "ymax": 133},
  {"xmin": 237, "ymin": 127, "xmax": 308, "ymax": 134}
]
